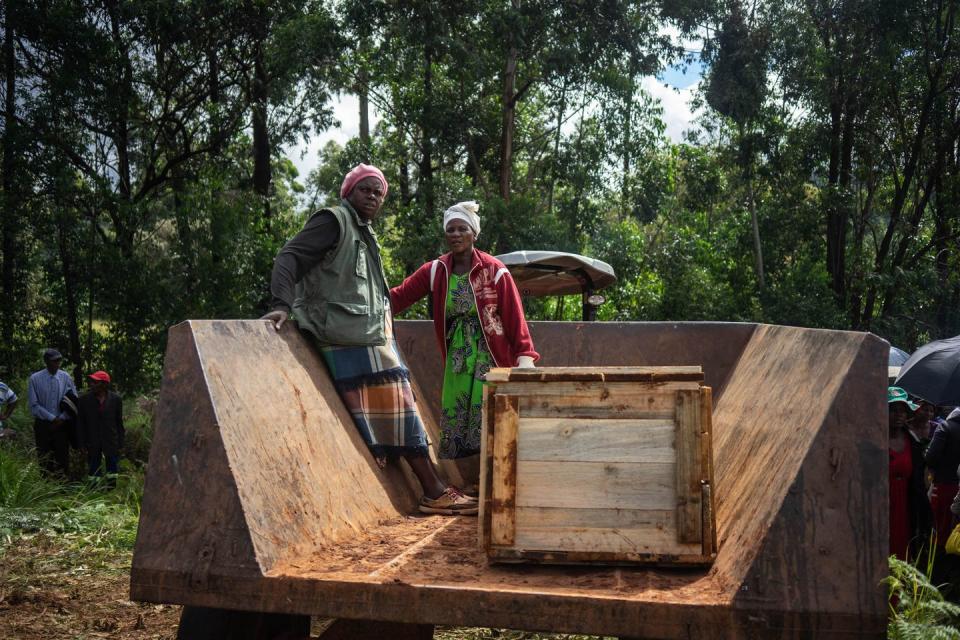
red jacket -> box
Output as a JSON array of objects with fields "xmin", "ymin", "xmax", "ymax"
[{"xmin": 390, "ymin": 249, "xmax": 539, "ymax": 368}]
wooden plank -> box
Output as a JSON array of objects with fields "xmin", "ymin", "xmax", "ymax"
[
  {"xmin": 478, "ymin": 384, "xmax": 495, "ymax": 550},
  {"xmin": 517, "ymin": 418, "xmax": 675, "ymax": 464},
  {"xmin": 701, "ymin": 483, "xmax": 715, "ymax": 556},
  {"xmin": 495, "ymin": 380, "xmax": 701, "ymax": 396},
  {"xmin": 484, "ymin": 366, "xmax": 704, "ymax": 384},
  {"xmin": 513, "ymin": 507, "xmax": 697, "ymax": 555},
  {"xmin": 516, "ymin": 505, "xmax": 678, "ymax": 530},
  {"xmin": 699, "ymin": 386, "xmax": 717, "ymax": 555},
  {"xmin": 487, "ymin": 548, "xmax": 714, "ymax": 566},
  {"xmin": 512, "ymin": 383, "xmax": 684, "ymax": 421},
  {"xmin": 516, "ymin": 460, "xmax": 675, "ymax": 511},
  {"xmin": 490, "ymin": 394, "xmax": 519, "ymax": 546},
  {"xmin": 675, "ymin": 389, "xmax": 702, "ymax": 544},
  {"xmin": 520, "ymin": 401, "xmax": 675, "ymax": 421}
]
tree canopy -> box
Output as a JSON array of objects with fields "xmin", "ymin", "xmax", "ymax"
[{"xmin": 2, "ymin": 0, "xmax": 959, "ymax": 391}]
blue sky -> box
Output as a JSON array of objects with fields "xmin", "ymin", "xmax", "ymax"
[{"xmin": 659, "ymin": 59, "xmax": 704, "ymax": 90}]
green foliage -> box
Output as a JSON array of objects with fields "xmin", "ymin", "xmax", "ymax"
[
  {"xmin": 0, "ymin": 395, "xmax": 150, "ymax": 551},
  {"xmin": 0, "ymin": 444, "xmax": 142, "ymax": 552},
  {"xmin": 3, "ymin": 0, "xmax": 960, "ymax": 393},
  {"xmin": 0, "ymin": 448, "xmax": 63, "ymax": 511},
  {"xmin": 885, "ymin": 555, "xmax": 960, "ymax": 639},
  {"xmin": 704, "ymin": 2, "xmax": 768, "ymax": 125}
]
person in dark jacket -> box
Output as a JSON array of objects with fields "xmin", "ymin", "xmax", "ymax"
[
  {"xmin": 927, "ymin": 407, "xmax": 960, "ymax": 549},
  {"xmin": 77, "ymin": 370, "xmax": 124, "ymax": 481}
]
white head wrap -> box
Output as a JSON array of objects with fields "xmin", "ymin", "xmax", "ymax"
[{"xmin": 443, "ymin": 201, "xmax": 481, "ymax": 238}]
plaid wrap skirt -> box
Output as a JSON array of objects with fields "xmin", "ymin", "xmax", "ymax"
[{"xmin": 317, "ymin": 311, "xmax": 430, "ymax": 459}]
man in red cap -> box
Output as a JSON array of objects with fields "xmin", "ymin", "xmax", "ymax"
[{"xmin": 77, "ymin": 370, "xmax": 125, "ymax": 484}]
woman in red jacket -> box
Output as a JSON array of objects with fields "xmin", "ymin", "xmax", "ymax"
[{"xmin": 391, "ymin": 201, "xmax": 539, "ymax": 460}]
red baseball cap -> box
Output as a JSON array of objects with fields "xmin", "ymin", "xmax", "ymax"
[{"xmin": 88, "ymin": 370, "xmax": 111, "ymax": 383}]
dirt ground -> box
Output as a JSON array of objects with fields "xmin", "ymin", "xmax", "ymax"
[
  {"xmin": 0, "ymin": 535, "xmax": 181, "ymax": 640},
  {"xmin": 0, "ymin": 534, "xmax": 604, "ymax": 640}
]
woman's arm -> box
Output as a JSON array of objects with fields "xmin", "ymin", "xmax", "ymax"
[
  {"xmin": 496, "ymin": 270, "xmax": 539, "ymax": 363},
  {"xmin": 390, "ymin": 261, "xmax": 433, "ymax": 316}
]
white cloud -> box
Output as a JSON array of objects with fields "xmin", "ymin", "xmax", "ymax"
[
  {"xmin": 641, "ymin": 76, "xmax": 702, "ymax": 143},
  {"xmin": 284, "ymin": 92, "xmax": 381, "ymax": 179}
]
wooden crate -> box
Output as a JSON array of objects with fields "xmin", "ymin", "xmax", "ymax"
[{"xmin": 479, "ymin": 366, "xmax": 717, "ymax": 565}]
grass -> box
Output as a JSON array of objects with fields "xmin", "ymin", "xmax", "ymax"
[
  {"xmin": 0, "ymin": 403, "xmax": 146, "ymax": 559},
  {"xmin": 885, "ymin": 547, "xmax": 960, "ymax": 639}
]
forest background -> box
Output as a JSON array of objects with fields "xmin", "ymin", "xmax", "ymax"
[{"xmin": 2, "ymin": 0, "xmax": 959, "ymax": 393}]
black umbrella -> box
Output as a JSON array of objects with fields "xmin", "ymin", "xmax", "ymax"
[{"xmin": 894, "ymin": 335, "xmax": 960, "ymax": 406}]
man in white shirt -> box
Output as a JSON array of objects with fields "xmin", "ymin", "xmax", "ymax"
[{"xmin": 28, "ymin": 349, "xmax": 77, "ymax": 476}]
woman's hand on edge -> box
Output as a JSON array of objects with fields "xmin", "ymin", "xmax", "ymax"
[{"xmin": 516, "ymin": 355, "xmax": 535, "ymax": 369}]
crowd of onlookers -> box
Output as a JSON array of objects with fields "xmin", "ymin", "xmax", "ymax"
[
  {"xmin": 888, "ymin": 385, "xmax": 960, "ymax": 586},
  {"xmin": 0, "ymin": 348, "xmax": 124, "ymax": 485}
]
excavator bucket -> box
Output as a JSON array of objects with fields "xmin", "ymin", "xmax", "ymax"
[{"xmin": 131, "ymin": 319, "xmax": 888, "ymax": 638}]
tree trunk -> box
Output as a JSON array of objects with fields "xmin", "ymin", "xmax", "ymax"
[
  {"xmin": 358, "ymin": 38, "xmax": 371, "ymax": 157},
  {"xmin": 252, "ymin": 35, "xmax": 272, "ymax": 223},
  {"xmin": 399, "ymin": 142, "xmax": 411, "ymax": 205},
  {"xmin": 107, "ymin": 0, "xmax": 132, "ymax": 201},
  {"xmin": 846, "ymin": 176, "xmax": 876, "ymax": 328},
  {"xmin": 829, "ymin": 95, "xmax": 856, "ymax": 305},
  {"xmin": 546, "ymin": 84, "xmax": 566, "ymax": 219},
  {"xmin": 2, "ymin": 8, "xmax": 18, "ymax": 358},
  {"xmin": 55, "ymin": 208, "xmax": 84, "ymax": 386},
  {"xmin": 747, "ymin": 172, "xmax": 764, "ymax": 291},
  {"xmin": 824, "ymin": 70, "xmax": 844, "ymax": 304},
  {"xmin": 740, "ymin": 124, "xmax": 764, "ymax": 290},
  {"xmin": 621, "ymin": 70, "xmax": 634, "ymax": 219},
  {"xmin": 418, "ymin": 41, "xmax": 435, "ymax": 218},
  {"xmin": 498, "ymin": 2, "xmax": 519, "ymax": 202}
]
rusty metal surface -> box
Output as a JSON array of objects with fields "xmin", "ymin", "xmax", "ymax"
[{"xmin": 131, "ymin": 320, "xmax": 887, "ymax": 638}]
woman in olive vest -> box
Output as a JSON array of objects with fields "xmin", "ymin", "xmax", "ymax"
[{"xmin": 262, "ymin": 164, "xmax": 477, "ymax": 516}]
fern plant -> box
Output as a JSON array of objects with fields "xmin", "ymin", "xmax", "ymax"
[{"xmin": 884, "ymin": 555, "xmax": 960, "ymax": 639}]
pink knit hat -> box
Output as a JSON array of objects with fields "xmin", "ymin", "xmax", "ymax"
[{"xmin": 339, "ymin": 163, "xmax": 389, "ymax": 199}]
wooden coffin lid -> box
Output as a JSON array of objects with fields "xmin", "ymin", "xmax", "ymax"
[{"xmin": 485, "ymin": 366, "xmax": 704, "ymax": 383}]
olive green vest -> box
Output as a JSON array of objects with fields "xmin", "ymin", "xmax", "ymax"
[{"xmin": 292, "ymin": 201, "xmax": 389, "ymax": 346}]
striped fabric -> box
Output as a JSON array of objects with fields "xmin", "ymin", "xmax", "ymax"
[{"xmin": 317, "ymin": 311, "xmax": 429, "ymax": 458}]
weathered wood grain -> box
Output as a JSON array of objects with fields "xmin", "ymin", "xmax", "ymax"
[
  {"xmin": 485, "ymin": 366, "xmax": 704, "ymax": 384},
  {"xmin": 131, "ymin": 321, "xmax": 887, "ymax": 638},
  {"xmin": 675, "ymin": 389, "xmax": 703, "ymax": 544},
  {"xmin": 517, "ymin": 418, "xmax": 675, "ymax": 463},
  {"xmin": 513, "ymin": 506, "xmax": 700, "ymax": 555},
  {"xmin": 491, "ymin": 394, "xmax": 519, "ymax": 546},
  {"xmin": 478, "ymin": 384, "xmax": 495, "ymax": 550},
  {"xmin": 486, "ymin": 548, "xmax": 715, "ymax": 565},
  {"xmin": 516, "ymin": 460, "xmax": 675, "ymax": 511},
  {"xmin": 700, "ymin": 386, "xmax": 717, "ymax": 555},
  {"xmin": 512, "ymin": 383, "xmax": 685, "ymax": 421},
  {"xmin": 701, "ymin": 483, "xmax": 715, "ymax": 557},
  {"xmin": 132, "ymin": 320, "xmax": 417, "ymax": 579},
  {"xmin": 495, "ymin": 380, "xmax": 701, "ymax": 396}
]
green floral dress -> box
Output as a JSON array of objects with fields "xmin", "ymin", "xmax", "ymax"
[{"xmin": 439, "ymin": 272, "xmax": 493, "ymax": 458}]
